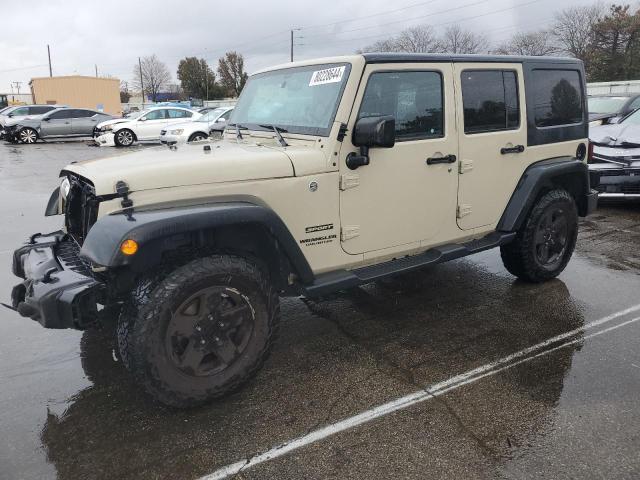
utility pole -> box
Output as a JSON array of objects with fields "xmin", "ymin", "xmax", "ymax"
[
  {"xmin": 47, "ymin": 44, "xmax": 52, "ymax": 77},
  {"xmin": 95, "ymin": 64, "xmax": 98, "ymax": 77},
  {"xmin": 12, "ymin": 81, "xmax": 22, "ymax": 95},
  {"xmin": 138, "ymin": 57, "xmax": 145, "ymax": 106},
  {"xmin": 290, "ymin": 30, "xmax": 294, "ymax": 62}
]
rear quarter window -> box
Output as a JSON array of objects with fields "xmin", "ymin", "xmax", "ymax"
[{"xmin": 531, "ymin": 69, "xmax": 583, "ymax": 127}]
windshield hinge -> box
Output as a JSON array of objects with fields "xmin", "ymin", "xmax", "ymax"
[
  {"xmin": 340, "ymin": 174, "xmax": 360, "ymax": 191},
  {"xmin": 341, "ymin": 225, "xmax": 360, "ymax": 241},
  {"xmin": 337, "ymin": 123, "xmax": 348, "ymax": 142}
]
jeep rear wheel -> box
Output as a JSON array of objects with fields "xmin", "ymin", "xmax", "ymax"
[
  {"xmin": 126, "ymin": 255, "xmax": 279, "ymax": 408},
  {"xmin": 500, "ymin": 189, "xmax": 578, "ymax": 283}
]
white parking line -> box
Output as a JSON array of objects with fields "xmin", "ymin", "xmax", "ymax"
[{"xmin": 200, "ymin": 304, "xmax": 640, "ymax": 480}]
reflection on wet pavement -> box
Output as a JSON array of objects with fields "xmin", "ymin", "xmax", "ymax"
[{"xmin": 1, "ymin": 142, "xmax": 639, "ymax": 479}]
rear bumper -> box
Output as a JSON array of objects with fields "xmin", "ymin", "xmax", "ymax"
[{"xmin": 11, "ymin": 231, "xmax": 104, "ymax": 329}]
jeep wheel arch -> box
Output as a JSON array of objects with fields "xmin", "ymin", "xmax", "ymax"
[
  {"xmin": 80, "ymin": 202, "xmax": 314, "ymax": 288},
  {"xmin": 497, "ymin": 157, "xmax": 592, "ymax": 233}
]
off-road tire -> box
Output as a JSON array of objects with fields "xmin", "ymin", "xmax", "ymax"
[
  {"xmin": 126, "ymin": 255, "xmax": 280, "ymax": 408},
  {"xmin": 500, "ymin": 189, "xmax": 578, "ymax": 283},
  {"xmin": 114, "ymin": 129, "xmax": 135, "ymax": 147}
]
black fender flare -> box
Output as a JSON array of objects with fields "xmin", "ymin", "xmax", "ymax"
[
  {"xmin": 79, "ymin": 202, "xmax": 314, "ymax": 283},
  {"xmin": 497, "ymin": 157, "xmax": 596, "ymax": 233}
]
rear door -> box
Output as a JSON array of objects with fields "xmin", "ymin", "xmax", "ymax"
[
  {"xmin": 454, "ymin": 63, "xmax": 527, "ymax": 230},
  {"xmin": 71, "ymin": 109, "xmax": 99, "ymax": 135},
  {"xmin": 40, "ymin": 109, "xmax": 72, "ymax": 137},
  {"xmin": 167, "ymin": 108, "xmax": 194, "ymax": 126}
]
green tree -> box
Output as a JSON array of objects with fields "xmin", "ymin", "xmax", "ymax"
[
  {"xmin": 590, "ymin": 5, "xmax": 640, "ymax": 81},
  {"xmin": 177, "ymin": 57, "xmax": 222, "ymax": 100},
  {"xmin": 217, "ymin": 51, "xmax": 248, "ymax": 97}
]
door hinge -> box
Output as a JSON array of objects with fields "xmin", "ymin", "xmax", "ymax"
[
  {"xmin": 457, "ymin": 204, "xmax": 472, "ymax": 218},
  {"xmin": 340, "ymin": 174, "xmax": 360, "ymax": 191},
  {"xmin": 459, "ymin": 159, "xmax": 473, "ymax": 174},
  {"xmin": 341, "ymin": 225, "xmax": 360, "ymax": 241}
]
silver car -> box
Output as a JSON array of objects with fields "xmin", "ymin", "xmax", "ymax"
[{"xmin": 5, "ymin": 108, "xmax": 115, "ymax": 144}]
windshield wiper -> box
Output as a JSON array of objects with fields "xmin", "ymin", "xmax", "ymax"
[
  {"xmin": 259, "ymin": 124, "xmax": 289, "ymax": 147},
  {"xmin": 228, "ymin": 122, "xmax": 247, "ymax": 140}
]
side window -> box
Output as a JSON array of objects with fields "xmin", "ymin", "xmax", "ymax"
[
  {"xmin": 29, "ymin": 106, "xmax": 53, "ymax": 115},
  {"xmin": 144, "ymin": 110, "xmax": 166, "ymax": 120},
  {"xmin": 10, "ymin": 107, "xmax": 29, "ymax": 116},
  {"xmin": 531, "ymin": 69, "xmax": 583, "ymax": 127},
  {"xmin": 48, "ymin": 110, "xmax": 72, "ymax": 119},
  {"xmin": 220, "ymin": 110, "xmax": 232, "ymax": 120},
  {"xmin": 168, "ymin": 109, "xmax": 191, "ymax": 118},
  {"xmin": 461, "ymin": 70, "xmax": 520, "ymax": 134},
  {"xmin": 71, "ymin": 109, "xmax": 94, "ymax": 118},
  {"xmin": 358, "ymin": 71, "xmax": 444, "ymax": 141},
  {"xmin": 627, "ymin": 96, "xmax": 640, "ymax": 112}
]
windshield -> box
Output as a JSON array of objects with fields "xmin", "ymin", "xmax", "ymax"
[
  {"xmin": 198, "ymin": 109, "xmax": 226, "ymax": 122},
  {"xmin": 588, "ymin": 96, "xmax": 629, "ymax": 115},
  {"xmin": 230, "ymin": 63, "xmax": 351, "ymax": 136},
  {"xmin": 621, "ymin": 108, "xmax": 640, "ymax": 125}
]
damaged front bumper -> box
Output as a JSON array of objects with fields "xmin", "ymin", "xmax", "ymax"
[{"xmin": 11, "ymin": 231, "xmax": 104, "ymax": 329}]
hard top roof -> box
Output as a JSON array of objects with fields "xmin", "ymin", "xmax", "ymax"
[{"xmin": 363, "ymin": 52, "xmax": 582, "ymax": 65}]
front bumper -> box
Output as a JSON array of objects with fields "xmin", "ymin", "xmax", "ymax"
[
  {"xmin": 94, "ymin": 132, "xmax": 115, "ymax": 147},
  {"xmin": 11, "ymin": 231, "xmax": 104, "ymax": 329},
  {"xmin": 589, "ymin": 163, "xmax": 640, "ymax": 198}
]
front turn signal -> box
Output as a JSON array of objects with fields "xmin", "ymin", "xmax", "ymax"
[{"xmin": 120, "ymin": 239, "xmax": 138, "ymax": 255}]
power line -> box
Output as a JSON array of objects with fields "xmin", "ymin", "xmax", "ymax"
[{"xmin": 304, "ymin": 0, "xmax": 552, "ymax": 48}]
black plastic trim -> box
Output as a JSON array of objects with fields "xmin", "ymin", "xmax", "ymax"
[
  {"xmin": 497, "ymin": 157, "xmax": 593, "ymax": 233},
  {"xmin": 363, "ymin": 53, "xmax": 582, "ymax": 65},
  {"xmin": 303, "ymin": 231, "xmax": 515, "ymax": 297},
  {"xmin": 80, "ymin": 202, "xmax": 314, "ymax": 283},
  {"xmin": 45, "ymin": 186, "xmax": 61, "ymax": 216}
]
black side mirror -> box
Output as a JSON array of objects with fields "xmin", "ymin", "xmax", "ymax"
[
  {"xmin": 43, "ymin": 117, "xmax": 50, "ymax": 121},
  {"xmin": 7, "ymin": 113, "xmax": 13, "ymax": 118},
  {"xmin": 347, "ymin": 116, "xmax": 395, "ymax": 170}
]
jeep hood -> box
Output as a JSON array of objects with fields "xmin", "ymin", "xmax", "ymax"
[{"xmin": 64, "ymin": 140, "xmax": 295, "ymax": 194}]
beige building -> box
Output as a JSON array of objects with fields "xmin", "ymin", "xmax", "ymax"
[{"xmin": 30, "ymin": 75, "xmax": 121, "ymax": 116}]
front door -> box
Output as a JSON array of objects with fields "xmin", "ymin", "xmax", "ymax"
[
  {"xmin": 339, "ymin": 64, "xmax": 458, "ymax": 255},
  {"xmin": 40, "ymin": 109, "xmax": 72, "ymax": 137},
  {"xmin": 454, "ymin": 64, "xmax": 527, "ymax": 230},
  {"xmin": 136, "ymin": 109, "xmax": 168, "ymax": 139},
  {"xmin": 71, "ymin": 109, "xmax": 99, "ymax": 135}
]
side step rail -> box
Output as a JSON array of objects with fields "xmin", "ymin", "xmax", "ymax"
[{"xmin": 302, "ymin": 231, "xmax": 516, "ymax": 297}]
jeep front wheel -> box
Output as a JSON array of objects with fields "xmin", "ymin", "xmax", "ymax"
[
  {"xmin": 500, "ymin": 189, "xmax": 578, "ymax": 283},
  {"xmin": 126, "ymin": 255, "xmax": 279, "ymax": 408}
]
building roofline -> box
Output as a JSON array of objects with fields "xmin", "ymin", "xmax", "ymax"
[{"xmin": 29, "ymin": 75, "xmax": 120, "ymax": 82}]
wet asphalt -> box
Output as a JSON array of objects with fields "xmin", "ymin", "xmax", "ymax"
[{"xmin": 1, "ymin": 140, "xmax": 640, "ymax": 480}]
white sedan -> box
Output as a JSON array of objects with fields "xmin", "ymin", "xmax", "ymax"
[
  {"xmin": 159, "ymin": 107, "xmax": 234, "ymax": 145},
  {"xmin": 94, "ymin": 106, "xmax": 201, "ymax": 147}
]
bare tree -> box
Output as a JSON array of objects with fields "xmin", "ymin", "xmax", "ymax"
[
  {"xmin": 359, "ymin": 25, "xmax": 439, "ymax": 53},
  {"xmin": 437, "ymin": 24, "xmax": 489, "ymax": 54},
  {"xmin": 217, "ymin": 51, "xmax": 249, "ymax": 97},
  {"xmin": 495, "ymin": 31, "xmax": 560, "ymax": 56},
  {"xmin": 132, "ymin": 55, "xmax": 171, "ymax": 102},
  {"xmin": 553, "ymin": 3, "xmax": 603, "ymax": 71}
]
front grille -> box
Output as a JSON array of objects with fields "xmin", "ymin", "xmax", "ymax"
[
  {"xmin": 65, "ymin": 175, "xmax": 99, "ymax": 245},
  {"xmin": 57, "ymin": 237, "xmax": 94, "ymax": 277}
]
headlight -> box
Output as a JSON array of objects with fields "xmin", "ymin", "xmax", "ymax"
[
  {"xmin": 170, "ymin": 129, "xmax": 184, "ymax": 135},
  {"xmin": 60, "ymin": 177, "xmax": 71, "ymax": 199},
  {"xmin": 103, "ymin": 124, "xmax": 114, "ymax": 131}
]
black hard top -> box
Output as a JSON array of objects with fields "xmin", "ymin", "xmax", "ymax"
[
  {"xmin": 588, "ymin": 92, "xmax": 640, "ymax": 98},
  {"xmin": 363, "ymin": 52, "xmax": 582, "ymax": 65}
]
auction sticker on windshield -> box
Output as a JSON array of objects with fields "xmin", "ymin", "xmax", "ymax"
[{"xmin": 309, "ymin": 66, "xmax": 346, "ymax": 86}]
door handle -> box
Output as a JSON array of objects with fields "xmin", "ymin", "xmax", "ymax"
[
  {"xmin": 500, "ymin": 145, "xmax": 525, "ymax": 155},
  {"xmin": 426, "ymin": 154, "xmax": 456, "ymax": 165}
]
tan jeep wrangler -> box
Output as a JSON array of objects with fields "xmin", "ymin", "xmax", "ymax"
[{"xmin": 10, "ymin": 54, "xmax": 597, "ymax": 407}]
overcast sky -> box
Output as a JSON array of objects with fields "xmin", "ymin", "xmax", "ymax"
[{"xmin": 1, "ymin": 0, "xmax": 602, "ymax": 94}]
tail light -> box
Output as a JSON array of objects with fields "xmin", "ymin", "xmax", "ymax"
[{"xmin": 587, "ymin": 142, "xmax": 594, "ymax": 163}]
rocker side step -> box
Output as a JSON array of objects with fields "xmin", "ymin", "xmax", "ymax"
[{"xmin": 302, "ymin": 231, "xmax": 515, "ymax": 297}]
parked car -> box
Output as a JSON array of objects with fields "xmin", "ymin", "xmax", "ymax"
[
  {"xmin": 207, "ymin": 107, "xmax": 234, "ymax": 136},
  {"xmin": 9, "ymin": 54, "xmax": 596, "ymax": 408},
  {"xmin": 159, "ymin": 107, "xmax": 234, "ymax": 144},
  {"xmin": 588, "ymin": 93, "xmax": 640, "ymax": 125},
  {"xmin": 589, "ymin": 108, "xmax": 640, "ymax": 199},
  {"xmin": 198, "ymin": 105, "xmax": 234, "ymax": 115},
  {"xmin": 0, "ymin": 104, "xmax": 62, "ymax": 129},
  {"xmin": 3, "ymin": 108, "xmax": 115, "ymax": 144},
  {"xmin": 94, "ymin": 106, "xmax": 201, "ymax": 146}
]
